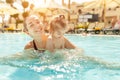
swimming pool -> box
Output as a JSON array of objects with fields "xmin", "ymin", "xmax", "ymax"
[{"xmin": 0, "ymin": 33, "xmax": 120, "ymax": 80}]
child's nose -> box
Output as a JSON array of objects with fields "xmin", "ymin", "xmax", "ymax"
[{"xmin": 39, "ymin": 27, "xmax": 43, "ymax": 31}]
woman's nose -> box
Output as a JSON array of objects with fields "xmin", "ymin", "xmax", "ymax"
[
  {"xmin": 36, "ymin": 23, "xmax": 41, "ymax": 27},
  {"xmin": 39, "ymin": 27, "xmax": 43, "ymax": 31}
]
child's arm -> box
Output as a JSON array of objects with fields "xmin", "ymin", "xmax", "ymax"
[
  {"xmin": 24, "ymin": 41, "xmax": 33, "ymax": 50},
  {"xmin": 64, "ymin": 37, "xmax": 76, "ymax": 49}
]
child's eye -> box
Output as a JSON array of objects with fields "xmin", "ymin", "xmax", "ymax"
[
  {"xmin": 57, "ymin": 31, "xmax": 62, "ymax": 34},
  {"xmin": 36, "ymin": 21, "xmax": 40, "ymax": 24}
]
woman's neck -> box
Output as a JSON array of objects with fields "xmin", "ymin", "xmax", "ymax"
[
  {"xmin": 34, "ymin": 35, "xmax": 47, "ymax": 49},
  {"xmin": 34, "ymin": 39, "xmax": 46, "ymax": 49}
]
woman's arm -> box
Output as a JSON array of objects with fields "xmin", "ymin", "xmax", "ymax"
[
  {"xmin": 24, "ymin": 41, "xmax": 33, "ymax": 50},
  {"xmin": 46, "ymin": 36, "xmax": 54, "ymax": 52}
]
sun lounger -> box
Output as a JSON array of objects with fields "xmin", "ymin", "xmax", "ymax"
[
  {"xmin": 15, "ymin": 23, "xmax": 24, "ymax": 32},
  {"xmin": 103, "ymin": 23, "xmax": 113, "ymax": 34},
  {"xmin": 94, "ymin": 22, "xmax": 104, "ymax": 34},
  {"xmin": 0, "ymin": 23, "xmax": 4, "ymax": 33},
  {"xmin": 87, "ymin": 22, "xmax": 96, "ymax": 33},
  {"xmin": 4, "ymin": 23, "xmax": 16, "ymax": 32},
  {"xmin": 74, "ymin": 23, "xmax": 88, "ymax": 33}
]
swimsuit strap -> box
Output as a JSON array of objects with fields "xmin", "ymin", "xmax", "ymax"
[
  {"xmin": 33, "ymin": 40, "xmax": 38, "ymax": 50},
  {"xmin": 33, "ymin": 40, "xmax": 46, "ymax": 53}
]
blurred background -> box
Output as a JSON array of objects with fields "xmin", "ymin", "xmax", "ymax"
[{"xmin": 0, "ymin": 0, "xmax": 120, "ymax": 35}]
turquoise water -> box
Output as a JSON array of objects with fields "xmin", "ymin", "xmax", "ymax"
[{"xmin": 0, "ymin": 33, "xmax": 120, "ymax": 80}]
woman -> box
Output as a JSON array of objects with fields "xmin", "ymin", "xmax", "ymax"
[{"xmin": 23, "ymin": 15, "xmax": 48, "ymax": 52}]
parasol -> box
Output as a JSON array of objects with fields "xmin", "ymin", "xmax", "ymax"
[{"xmin": 83, "ymin": 0, "xmax": 120, "ymax": 22}]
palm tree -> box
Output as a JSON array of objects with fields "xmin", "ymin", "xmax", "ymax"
[
  {"xmin": 22, "ymin": 1, "xmax": 29, "ymax": 19},
  {"xmin": 83, "ymin": 0, "xmax": 120, "ymax": 23},
  {"xmin": 5, "ymin": 0, "xmax": 17, "ymax": 27},
  {"xmin": 6, "ymin": 0, "xmax": 14, "ymax": 7},
  {"xmin": 62, "ymin": 0, "xmax": 64, "ymax": 6},
  {"xmin": 44, "ymin": 0, "xmax": 46, "ymax": 3},
  {"xmin": 68, "ymin": 0, "xmax": 70, "ymax": 21}
]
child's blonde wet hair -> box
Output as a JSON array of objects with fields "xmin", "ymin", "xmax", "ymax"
[{"xmin": 49, "ymin": 15, "xmax": 68, "ymax": 33}]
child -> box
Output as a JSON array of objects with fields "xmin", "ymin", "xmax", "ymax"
[{"xmin": 46, "ymin": 15, "xmax": 76, "ymax": 52}]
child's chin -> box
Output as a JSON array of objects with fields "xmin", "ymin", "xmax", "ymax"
[
  {"xmin": 56, "ymin": 36, "xmax": 62, "ymax": 38},
  {"xmin": 35, "ymin": 31, "xmax": 43, "ymax": 33}
]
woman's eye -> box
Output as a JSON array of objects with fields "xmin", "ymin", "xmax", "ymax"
[
  {"xmin": 28, "ymin": 23, "xmax": 34, "ymax": 28},
  {"xmin": 36, "ymin": 20, "xmax": 40, "ymax": 24},
  {"xmin": 36, "ymin": 21, "xmax": 40, "ymax": 24},
  {"xmin": 57, "ymin": 31, "xmax": 62, "ymax": 34}
]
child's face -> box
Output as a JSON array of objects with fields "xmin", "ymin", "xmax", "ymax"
[
  {"xmin": 25, "ymin": 15, "xmax": 44, "ymax": 37},
  {"xmin": 53, "ymin": 28, "xmax": 66, "ymax": 38},
  {"xmin": 50, "ymin": 16, "xmax": 68, "ymax": 38}
]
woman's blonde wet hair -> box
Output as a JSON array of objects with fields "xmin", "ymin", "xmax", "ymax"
[{"xmin": 23, "ymin": 15, "xmax": 42, "ymax": 32}]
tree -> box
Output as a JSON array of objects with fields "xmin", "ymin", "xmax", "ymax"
[
  {"xmin": 22, "ymin": 11, "xmax": 29, "ymax": 18},
  {"xmin": 78, "ymin": 9, "xmax": 82, "ymax": 14},
  {"xmin": 22, "ymin": 1, "xmax": 29, "ymax": 9},
  {"xmin": 6, "ymin": 0, "xmax": 14, "ymax": 7},
  {"xmin": 68, "ymin": 0, "xmax": 71, "ymax": 21},
  {"xmin": 30, "ymin": 4, "xmax": 34, "ymax": 10}
]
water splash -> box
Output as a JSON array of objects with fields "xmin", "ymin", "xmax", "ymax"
[{"xmin": 0, "ymin": 48, "xmax": 120, "ymax": 75}]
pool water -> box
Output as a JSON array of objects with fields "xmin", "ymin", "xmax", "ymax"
[
  {"xmin": 66, "ymin": 34, "xmax": 120, "ymax": 63},
  {"xmin": 0, "ymin": 33, "xmax": 120, "ymax": 80}
]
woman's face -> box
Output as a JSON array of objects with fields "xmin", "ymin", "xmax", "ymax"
[{"xmin": 25, "ymin": 15, "xmax": 44, "ymax": 37}]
